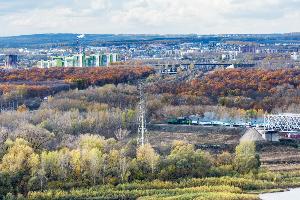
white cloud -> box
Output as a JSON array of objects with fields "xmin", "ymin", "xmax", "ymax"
[{"xmin": 0, "ymin": 0, "xmax": 299, "ymax": 36}]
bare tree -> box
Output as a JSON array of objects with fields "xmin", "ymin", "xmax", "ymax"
[{"xmin": 114, "ymin": 128, "xmax": 130, "ymax": 141}]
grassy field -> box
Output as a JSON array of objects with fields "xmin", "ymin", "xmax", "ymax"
[
  {"xmin": 28, "ymin": 179, "xmax": 261, "ymax": 200},
  {"xmin": 27, "ymin": 174, "xmax": 300, "ymax": 200}
]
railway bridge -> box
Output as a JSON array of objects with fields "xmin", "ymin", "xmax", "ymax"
[
  {"xmin": 264, "ymin": 113, "xmax": 300, "ymax": 133},
  {"xmin": 155, "ymin": 63, "xmax": 256, "ymax": 74}
]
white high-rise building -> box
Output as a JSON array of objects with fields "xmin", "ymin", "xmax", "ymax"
[
  {"xmin": 291, "ymin": 52, "xmax": 299, "ymax": 61},
  {"xmin": 37, "ymin": 53, "xmax": 119, "ymax": 68}
]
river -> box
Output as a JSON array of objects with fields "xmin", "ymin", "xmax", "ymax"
[{"xmin": 260, "ymin": 188, "xmax": 300, "ymax": 200}]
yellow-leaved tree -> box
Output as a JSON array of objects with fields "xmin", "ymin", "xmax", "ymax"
[
  {"xmin": 234, "ymin": 142, "xmax": 260, "ymax": 174},
  {"xmin": 136, "ymin": 143, "xmax": 160, "ymax": 175},
  {"xmin": 0, "ymin": 138, "xmax": 39, "ymax": 174}
]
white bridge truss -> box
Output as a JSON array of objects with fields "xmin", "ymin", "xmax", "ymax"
[{"xmin": 264, "ymin": 113, "xmax": 300, "ymax": 132}]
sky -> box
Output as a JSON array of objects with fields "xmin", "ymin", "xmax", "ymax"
[{"xmin": 0, "ymin": 0, "xmax": 300, "ymax": 36}]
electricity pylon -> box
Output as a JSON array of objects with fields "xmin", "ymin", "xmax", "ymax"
[{"xmin": 137, "ymin": 82, "xmax": 147, "ymax": 146}]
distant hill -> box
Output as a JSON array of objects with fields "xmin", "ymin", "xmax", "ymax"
[
  {"xmin": 0, "ymin": 33, "xmax": 300, "ymax": 48},
  {"xmin": 0, "ymin": 33, "xmax": 198, "ymax": 48}
]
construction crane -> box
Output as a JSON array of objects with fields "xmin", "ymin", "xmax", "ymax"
[{"xmin": 76, "ymin": 34, "xmax": 85, "ymax": 54}]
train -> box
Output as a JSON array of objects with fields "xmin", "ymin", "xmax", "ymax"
[
  {"xmin": 167, "ymin": 117, "xmax": 192, "ymax": 125},
  {"xmin": 167, "ymin": 116, "xmax": 264, "ymax": 128}
]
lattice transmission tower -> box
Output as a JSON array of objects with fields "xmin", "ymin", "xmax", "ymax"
[{"xmin": 137, "ymin": 82, "xmax": 147, "ymax": 146}]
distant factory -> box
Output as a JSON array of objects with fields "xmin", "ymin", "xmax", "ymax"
[{"xmin": 37, "ymin": 53, "xmax": 119, "ymax": 68}]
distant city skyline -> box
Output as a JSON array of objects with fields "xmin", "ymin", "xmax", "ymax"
[{"xmin": 0, "ymin": 0, "xmax": 300, "ymax": 36}]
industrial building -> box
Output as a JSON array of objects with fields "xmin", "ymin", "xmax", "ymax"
[{"xmin": 37, "ymin": 53, "xmax": 119, "ymax": 68}]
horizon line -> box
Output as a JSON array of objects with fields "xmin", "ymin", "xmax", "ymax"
[{"xmin": 1, "ymin": 32, "xmax": 300, "ymax": 38}]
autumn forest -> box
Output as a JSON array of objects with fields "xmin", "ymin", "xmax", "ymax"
[{"xmin": 0, "ymin": 66, "xmax": 300, "ymax": 200}]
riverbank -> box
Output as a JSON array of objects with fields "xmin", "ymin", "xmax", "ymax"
[
  {"xmin": 26, "ymin": 174, "xmax": 300, "ymax": 200},
  {"xmin": 260, "ymin": 188, "xmax": 300, "ymax": 200}
]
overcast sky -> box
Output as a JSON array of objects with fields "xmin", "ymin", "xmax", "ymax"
[{"xmin": 0, "ymin": 0, "xmax": 300, "ymax": 36}]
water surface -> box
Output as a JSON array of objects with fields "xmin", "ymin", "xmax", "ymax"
[{"xmin": 260, "ymin": 188, "xmax": 300, "ymax": 200}]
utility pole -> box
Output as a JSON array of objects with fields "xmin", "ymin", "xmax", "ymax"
[{"xmin": 137, "ymin": 82, "xmax": 147, "ymax": 146}]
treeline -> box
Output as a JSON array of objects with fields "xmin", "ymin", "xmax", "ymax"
[
  {"xmin": 0, "ymin": 85, "xmax": 143, "ymax": 177},
  {"xmin": 147, "ymin": 68, "xmax": 300, "ymax": 112},
  {"xmin": 0, "ymin": 136, "xmax": 260, "ymax": 199},
  {"xmin": 0, "ymin": 83, "xmax": 70, "ymax": 103},
  {"xmin": 0, "ymin": 83, "xmax": 263, "ymax": 199},
  {"xmin": 0, "ymin": 67, "xmax": 154, "ymax": 84},
  {"xmin": 0, "ymin": 82, "xmax": 296, "ymax": 199},
  {"xmin": 0, "ymin": 84, "xmax": 266, "ymax": 141},
  {"xmin": 0, "ymin": 66, "xmax": 154, "ymax": 109},
  {"xmin": 2, "ymin": 67, "xmax": 299, "ymax": 113}
]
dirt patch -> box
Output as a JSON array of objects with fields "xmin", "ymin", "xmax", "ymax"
[
  {"xmin": 148, "ymin": 131, "xmax": 240, "ymax": 146},
  {"xmin": 259, "ymin": 145, "xmax": 300, "ymax": 171},
  {"xmin": 147, "ymin": 129, "xmax": 241, "ymax": 154},
  {"xmin": 148, "ymin": 124, "xmax": 245, "ymax": 135}
]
